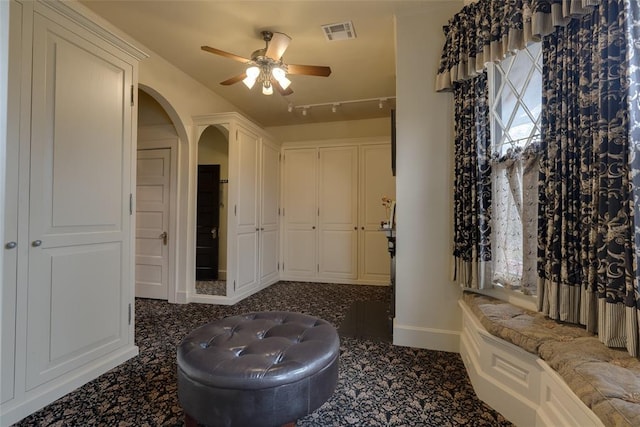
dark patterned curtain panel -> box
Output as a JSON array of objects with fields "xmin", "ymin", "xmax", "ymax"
[
  {"xmin": 436, "ymin": 0, "xmax": 599, "ymax": 92},
  {"xmin": 539, "ymin": 0, "xmax": 640, "ymax": 356},
  {"xmin": 452, "ymin": 74, "xmax": 493, "ymax": 289}
]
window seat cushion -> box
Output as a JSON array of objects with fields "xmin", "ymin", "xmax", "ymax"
[{"xmin": 463, "ymin": 291, "xmax": 640, "ymax": 427}]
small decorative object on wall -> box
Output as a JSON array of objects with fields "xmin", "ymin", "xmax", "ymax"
[{"xmin": 381, "ymin": 196, "xmax": 395, "ymax": 228}]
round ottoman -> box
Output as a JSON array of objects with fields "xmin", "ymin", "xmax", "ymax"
[{"xmin": 177, "ymin": 311, "xmax": 340, "ymax": 427}]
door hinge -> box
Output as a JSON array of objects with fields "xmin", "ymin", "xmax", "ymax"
[
  {"xmin": 129, "ymin": 193, "xmax": 133, "ymax": 215},
  {"xmin": 128, "ymin": 303, "xmax": 132, "ymax": 325},
  {"xmin": 234, "ymin": 205, "xmax": 237, "ymax": 216},
  {"xmin": 279, "ymin": 153, "xmax": 282, "ymax": 162},
  {"xmin": 236, "ymin": 130, "xmax": 238, "ymax": 140},
  {"xmin": 233, "ymin": 280, "xmax": 236, "ymax": 291},
  {"xmin": 130, "ymin": 85, "xmax": 134, "ymax": 106},
  {"xmin": 277, "ymin": 262, "xmax": 280, "ymax": 271},
  {"xmin": 317, "ymin": 207, "xmax": 320, "ymax": 216}
]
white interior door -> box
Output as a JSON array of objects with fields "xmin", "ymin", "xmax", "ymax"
[
  {"xmin": 135, "ymin": 148, "xmax": 171, "ymax": 299},
  {"xmin": 26, "ymin": 13, "xmax": 133, "ymax": 389}
]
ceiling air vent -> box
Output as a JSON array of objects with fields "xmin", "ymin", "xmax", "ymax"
[{"xmin": 321, "ymin": 21, "xmax": 356, "ymax": 41}]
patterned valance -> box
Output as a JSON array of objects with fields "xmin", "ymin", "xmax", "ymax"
[{"xmin": 436, "ymin": 0, "xmax": 600, "ymax": 92}]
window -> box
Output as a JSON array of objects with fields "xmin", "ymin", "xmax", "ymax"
[{"xmin": 488, "ymin": 43, "xmax": 542, "ymax": 295}]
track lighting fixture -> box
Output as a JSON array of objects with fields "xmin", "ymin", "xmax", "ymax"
[{"xmin": 287, "ymin": 97, "xmax": 396, "ymax": 114}]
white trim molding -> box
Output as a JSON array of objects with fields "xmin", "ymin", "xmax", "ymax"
[
  {"xmin": 459, "ymin": 300, "xmax": 604, "ymax": 427},
  {"xmin": 393, "ymin": 321, "xmax": 460, "ymax": 353}
]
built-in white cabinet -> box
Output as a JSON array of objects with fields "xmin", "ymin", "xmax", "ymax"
[
  {"xmin": 281, "ymin": 140, "xmax": 395, "ymax": 285},
  {"xmin": 259, "ymin": 139, "xmax": 281, "ymax": 284},
  {"xmin": 1, "ymin": 1, "xmax": 146, "ymax": 425},
  {"xmin": 192, "ymin": 114, "xmax": 280, "ymax": 304}
]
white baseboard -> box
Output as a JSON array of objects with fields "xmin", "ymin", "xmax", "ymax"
[
  {"xmin": 392, "ymin": 320, "xmax": 460, "ymax": 353},
  {"xmin": 1, "ymin": 345, "xmax": 138, "ymax": 427}
]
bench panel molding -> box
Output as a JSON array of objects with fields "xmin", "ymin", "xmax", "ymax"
[{"xmin": 459, "ymin": 300, "xmax": 604, "ymax": 427}]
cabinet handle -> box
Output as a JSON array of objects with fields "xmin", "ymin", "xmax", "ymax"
[
  {"xmin": 312, "ymin": 226, "xmax": 316, "ymax": 230},
  {"xmin": 361, "ymin": 227, "xmax": 365, "ymax": 230},
  {"xmin": 261, "ymin": 227, "xmax": 264, "ymax": 231},
  {"xmin": 354, "ymin": 227, "xmax": 357, "ymax": 230},
  {"xmin": 5, "ymin": 241, "xmax": 17, "ymax": 249},
  {"xmin": 32, "ymin": 240, "xmax": 42, "ymax": 247},
  {"xmin": 256, "ymin": 228, "xmax": 259, "ymax": 231}
]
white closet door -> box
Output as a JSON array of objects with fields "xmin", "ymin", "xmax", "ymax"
[
  {"xmin": 234, "ymin": 127, "xmax": 259, "ymax": 292},
  {"xmin": 25, "ymin": 14, "xmax": 133, "ymax": 389},
  {"xmin": 318, "ymin": 146, "xmax": 358, "ymax": 279},
  {"xmin": 359, "ymin": 144, "xmax": 395, "ymax": 282},
  {"xmin": 259, "ymin": 139, "xmax": 279, "ymax": 283},
  {"xmin": 282, "ymin": 148, "xmax": 317, "ymax": 277},
  {"xmin": 135, "ymin": 148, "xmax": 171, "ymax": 300}
]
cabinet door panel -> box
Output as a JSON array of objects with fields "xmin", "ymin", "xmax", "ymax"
[
  {"xmin": 236, "ymin": 232, "xmax": 258, "ymax": 291},
  {"xmin": 234, "ymin": 127, "xmax": 259, "ymax": 291},
  {"xmin": 318, "ymin": 146, "xmax": 357, "ymax": 279},
  {"xmin": 260, "ymin": 140, "xmax": 279, "ymax": 283},
  {"xmin": 359, "ymin": 144, "xmax": 395, "ymax": 282},
  {"xmin": 283, "ymin": 149, "xmax": 317, "ymax": 277},
  {"xmin": 26, "ymin": 13, "xmax": 132, "ymax": 389},
  {"xmin": 319, "ymin": 230, "xmax": 358, "ymax": 277},
  {"xmin": 1, "ymin": 0, "xmax": 23, "ymax": 404},
  {"xmin": 284, "ymin": 229, "xmax": 316, "ymax": 277}
]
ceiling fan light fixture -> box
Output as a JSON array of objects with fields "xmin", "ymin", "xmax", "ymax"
[
  {"xmin": 242, "ymin": 76, "xmax": 257, "ymax": 89},
  {"xmin": 246, "ymin": 66, "xmax": 260, "ymax": 79},
  {"xmin": 272, "ymin": 67, "xmax": 292, "ymax": 90},
  {"xmin": 262, "ymin": 82, "xmax": 274, "ymax": 95}
]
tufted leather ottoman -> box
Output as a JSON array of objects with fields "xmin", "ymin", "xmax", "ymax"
[{"xmin": 177, "ymin": 312, "xmax": 340, "ymax": 427}]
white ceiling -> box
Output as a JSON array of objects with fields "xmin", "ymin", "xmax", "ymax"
[{"xmin": 78, "ymin": 1, "xmax": 434, "ymax": 127}]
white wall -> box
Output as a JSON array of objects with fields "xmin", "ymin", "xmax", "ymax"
[
  {"xmin": 266, "ymin": 117, "xmax": 390, "ymax": 142},
  {"xmin": 393, "ymin": 1, "xmax": 464, "ymax": 352}
]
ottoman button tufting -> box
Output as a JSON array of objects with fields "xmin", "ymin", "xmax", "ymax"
[{"xmin": 177, "ymin": 312, "xmax": 340, "ymax": 427}]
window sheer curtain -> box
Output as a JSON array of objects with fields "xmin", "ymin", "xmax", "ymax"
[
  {"xmin": 492, "ymin": 144, "xmax": 539, "ymax": 295},
  {"xmin": 439, "ymin": 0, "xmax": 640, "ymax": 357}
]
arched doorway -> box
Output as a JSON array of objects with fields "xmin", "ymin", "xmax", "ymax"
[{"xmin": 194, "ymin": 125, "xmax": 229, "ymax": 296}]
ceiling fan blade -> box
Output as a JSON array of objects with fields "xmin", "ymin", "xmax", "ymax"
[
  {"xmin": 220, "ymin": 73, "xmax": 247, "ymax": 86},
  {"xmin": 272, "ymin": 78, "xmax": 294, "ymax": 96},
  {"xmin": 265, "ymin": 32, "xmax": 291, "ymax": 61},
  {"xmin": 287, "ymin": 64, "xmax": 332, "ymax": 77},
  {"xmin": 201, "ymin": 46, "xmax": 250, "ymax": 63}
]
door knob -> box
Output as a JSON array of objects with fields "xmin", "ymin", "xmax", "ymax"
[
  {"xmin": 32, "ymin": 240, "xmax": 42, "ymax": 247},
  {"xmin": 5, "ymin": 241, "xmax": 17, "ymax": 249},
  {"xmin": 160, "ymin": 231, "xmax": 168, "ymax": 245}
]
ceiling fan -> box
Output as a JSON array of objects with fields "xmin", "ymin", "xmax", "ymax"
[{"xmin": 201, "ymin": 30, "xmax": 332, "ymax": 96}]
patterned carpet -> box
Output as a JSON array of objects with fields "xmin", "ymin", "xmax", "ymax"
[{"xmin": 14, "ymin": 281, "xmax": 512, "ymax": 427}]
